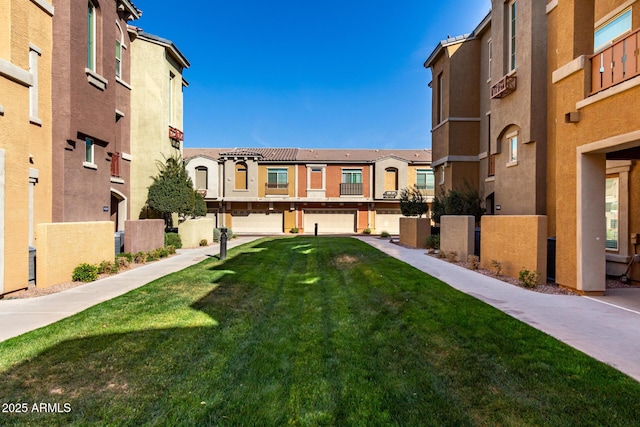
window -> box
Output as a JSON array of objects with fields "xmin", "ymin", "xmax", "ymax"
[
  {"xmin": 169, "ymin": 72, "xmax": 175, "ymax": 125},
  {"xmin": 594, "ymin": 9, "xmax": 632, "ymax": 52},
  {"xmin": 267, "ymin": 168, "xmax": 288, "ymax": 188},
  {"xmin": 439, "ymin": 165, "xmax": 445, "ymax": 185},
  {"xmin": 487, "ymin": 39, "xmax": 492, "ymax": 80},
  {"xmin": 342, "ymin": 169, "xmax": 362, "ymax": 183},
  {"xmin": 507, "ymin": 133, "xmax": 518, "ymax": 163},
  {"xmin": 115, "ymin": 38, "xmax": 122, "ymax": 78},
  {"xmin": 29, "ymin": 45, "xmax": 41, "ymax": 124},
  {"xmin": 85, "ymin": 137, "xmax": 94, "ymax": 164},
  {"xmin": 235, "ymin": 162, "xmax": 247, "ymax": 190},
  {"xmin": 437, "ymin": 73, "xmax": 444, "ymax": 124},
  {"xmin": 489, "ymin": 154, "xmax": 496, "ymax": 176},
  {"xmin": 416, "ymin": 169, "xmax": 434, "ymax": 190},
  {"xmin": 195, "ymin": 167, "xmax": 208, "ymax": 190},
  {"xmin": 508, "ymin": 1, "xmax": 517, "ymax": 72},
  {"xmin": 605, "ymin": 177, "xmax": 619, "ymax": 250},
  {"xmin": 87, "ymin": 2, "xmax": 96, "ymax": 71}
]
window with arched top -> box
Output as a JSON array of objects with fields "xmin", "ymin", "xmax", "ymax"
[
  {"xmin": 87, "ymin": 1, "xmax": 97, "ymax": 71},
  {"xmin": 195, "ymin": 166, "xmax": 208, "ymax": 190},
  {"xmin": 235, "ymin": 162, "xmax": 248, "ymax": 190},
  {"xmin": 115, "ymin": 22, "xmax": 124, "ymax": 78},
  {"xmin": 384, "ymin": 167, "xmax": 398, "ymax": 191}
]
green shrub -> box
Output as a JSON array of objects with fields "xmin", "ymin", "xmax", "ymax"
[
  {"xmin": 289, "ymin": 227, "xmax": 299, "ymax": 234},
  {"xmin": 117, "ymin": 252, "xmax": 134, "ymax": 263},
  {"xmin": 164, "ymin": 232, "xmax": 182, "ymax": 249},
  {"xmin": 97, "ymin": 260, "xmax": 118, "ymax": 275},
  {"xmin": 134, "ymin": 252, "xmax": 147, "ymax": 264},
  {"xmin": 519, "ymin": 268, "xmax": 541, "ymax": 288},
  {"xmin": 72, "ymin": 263, "xmax": 99, "ymax": 282},
  {"xmin": 166, "ymin": 245, "xmax": 176, "ymax": 255},
  {"xmin": 467, "ymin": 255, "xmax": 480, "ymax": 270},
  {"xmin": 362, "ymin": 228, "xmax": 372, "ymax": 235},
  {"xmin": 425, "ymin": 234, "xmax": 440, "ymax": 250},
  {"xmin": 399, "ymin": 185, "xmax": 429, "ymax": 217},
  {"xmin": 213, "ymin": 228, "xmax": 233, "ymax": 242},
  {"xmin": 199, "ymin": 239, "xmax": 208, "ymax": 247},
  {"xmin": 380, "ymin": 231, "xmax": 390, "ymax": 238},
  {"xmin": 155, "ymin": 247, "xmax": 170, "ymax": 258}
]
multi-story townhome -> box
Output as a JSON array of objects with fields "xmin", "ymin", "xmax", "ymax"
[
  {"xmin": 0, "ymin": 0, "xmax": 54, "ymax": 295},
  {"xmin": 51, "ymin": 0, "xmax": 141, "ymax": 231},
  {"xmin": 129, "ymin": 29, "xmax": 189, "ymax": 220},
  {"xmin": 183, "ymin": 148, "xmax": 433, "ymax": 234},
  {"xmin": 425, "ymin": 1, "xmax": 548, "ymax": 217},
  {"xmin": 547, "ymin": 0, "xmax": 640, "ymax": 294}
]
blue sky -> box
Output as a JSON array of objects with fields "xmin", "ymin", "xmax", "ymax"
[{"xmin": 134, "ymin": 1, "xmax": 490, "ymax": 150}]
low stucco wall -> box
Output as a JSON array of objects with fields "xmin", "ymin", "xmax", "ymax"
[
  {"xmin": 399, "ymin": 217, "xmax": 430, "ymax": 249},
  {"xmin": 125, "ymin": 219, "xmax": 164, "ymax": 254},
  {"xmin": 441, "ymin": 216, "xmax": 474, "ymax": 261},
  {"xmin": 36, "ymin": 222, "xmax": 113, "ymax": 288},
  {"xmin": 480, "ymin": 215, "xmax": 547, "ymax": 285},
  {"xmin": 178, "ymin": 217, "xmax": 215, "ymax": 248}
]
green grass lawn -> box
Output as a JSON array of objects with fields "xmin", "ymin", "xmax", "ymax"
[{"xmin": 2, "ymin": 237, "xmax": 640, "ymax": 426}]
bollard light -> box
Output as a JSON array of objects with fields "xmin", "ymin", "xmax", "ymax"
[{"xmin": 220, "ymin": 227, "xmax": 228, "ymax": 260}]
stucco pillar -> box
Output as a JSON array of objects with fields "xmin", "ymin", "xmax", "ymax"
[{"xmin": 576, "ymin": 152, "xmax": 606, "ymax": 294}]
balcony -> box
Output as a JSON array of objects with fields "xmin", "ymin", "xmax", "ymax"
[
  {"xmin": 340, "ymin": 182, "xmax": 363, "ymax": 196},
  {"xmin": 110, "ymin": 152, "xmax": 120, "ymax": 178},
  {"xmin": 414, "ymin": 184, "xmax": 435, "ymax": 198},
  {"xmin": 265, "ymin": 182, "xmax": 289, "ymax": 195},
  {"xmin": 591, "ymin": 28, "xmax": 640, "ymax": 94},
  {"xmin": 383, "ymin": 190, "xmax": 398, "ymax": 199},
  {"xmin": 490, "ymin": 74, "xmax": 517, "ymax": 99}
]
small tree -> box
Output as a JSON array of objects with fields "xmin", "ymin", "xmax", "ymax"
[
  {"xmin": 399, "ymin": 185, "xmax": 429, "ymax": 217},
  {"xmin": 193, "ymin": 191, "xmax": 207, "ymax": 218},
  {"xmin": 431, "ymin": 182, "xmax": 484, "ymax": 224},
  {"xmin": 147, "ymin": 155, "xmax": 194, "ymax": 227}
]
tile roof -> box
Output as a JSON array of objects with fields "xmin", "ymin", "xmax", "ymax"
[{"xmin": 184, "ymin": 148, "xmax": 431, "ymax": 164}]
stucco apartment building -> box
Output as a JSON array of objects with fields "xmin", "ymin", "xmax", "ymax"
[
  {"xmin": 51, "ymin": 0, "xmax": 140, "ymax": 231},
  {"xmin": 0, "ymin": 0, "xmax": 54, "ymax": 295},
  {"xmin": 129, "ymin": 30, "xmax": 189, "ymax": 220},
  {"xmin": 184, "ymin": 148, "xmax": 433, "ymax": 235},
  {"xmin": 426, "ymin": 0, "xmax": 640, "ymax": 294}
]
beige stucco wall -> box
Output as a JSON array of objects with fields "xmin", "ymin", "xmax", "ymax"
[
  {"xmin": 480, "ymin": 215, "xmax": 547, "ymax": 285},
  {"xmin": 440, "ymin": 216, "xmax": 475, "ymax": 260},
  {"xmin": 185, "ymin": 156, "xmax": 219, "ymax": 200},
  {"xmin": 399, "ymin": 217, "xmax": 430, "ymax": 249},
  {"xmin": 0, "ymin": 0, "xmax": 53, "ymax": 294},
  {"xmin": 36, "ymin": 222, "xmax": 113, "ymax": 288},
  {"xmin": 178, "ymin": 217, "xmax": 215, "ymax": 248},
  {"xmin": 130, "ymin": 36, "xmax": 185, "ymax": 220},
  {"xmin": 257, "ymin": 164, "xmax": 296, "ymax": 197},
  {"xmin": 374, "ymin": 158, "xmax": 409, "ymax": 199}
]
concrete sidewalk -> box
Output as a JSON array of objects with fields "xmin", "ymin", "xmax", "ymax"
[
  {"xmin": 357, "ymin": 236, "xmax": 640, "ymax": 383},
  {"xmin": 0, "ymin": 237, "xmax": 258, "ymax": 343}
]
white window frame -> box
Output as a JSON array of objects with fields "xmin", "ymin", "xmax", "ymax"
[
  {"xmin": 487, "ymin": 38, "xmax": 492, "ymax": 81},
  {"xmin": 267, "ymin": 168, "xmax": 288, "ymax": 187},
  {"xmin": 115, "ymin": 22, "xmax": 124, "ymax": 79},
  {"xmin": 29, "ymin": 44, "xmax": 42, "ymax": 125},
  {"xmin": 439, "ymin": 165, "xmax": 445, "ymax": 185},
  {"xmin": 169, "ymin": 72, "xmax": 175, "ymax": 126},
  {"xmin": 507, "ymin": 132, "xmax": 518, "ymax": 166},
  {"xmin": 341, "ymin": 169, "xmax": 362, "ymax": 184},
  {"xmin": 594, "ymin": 8, "xmax": 632, "ymax": 52},
  {"xmin": 195, "ymin": 166, "xmax": 208, "ymax": 190},
  {"xmin": 605, "ymin": 176, "xmax": 619, "ymax": 251},
  {"xmin": 84, "ymin": 137, "xmax": 96, "ymax": 168},
  {"xmin": 87, "ymin": 1, "xmax": 96, "ymax": 71},
  {"xmin": 416, "ymin": 169, "xmax": 434, "ymax": 190},
  {"xmin": 508, "ymin": 1, "xmax": 517, "ymax": 72},
  {"xmin": 437, "ymin": 73, "xmax": 444, "ymax": 124}
]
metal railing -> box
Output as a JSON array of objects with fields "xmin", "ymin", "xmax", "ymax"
[
  {"xmin": 591, "ymin": 28, "xmax": 640, "ymax": 94},
  {"xmin": 265, "ymin": 182, "xmax": 289, "ymax": 195},
  {"xmin": 340, "ymin": 182, "xmax": 363, "ymax": 195},
  {"xmin": 490, "ymin": 74, "xmax": 517, "ymax": 99}
]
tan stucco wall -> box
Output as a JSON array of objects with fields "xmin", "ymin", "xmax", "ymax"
[
  {"xmin": 130, "ymin": 36, "xmax": 185, "ymax": 219},
  {"xmin": 399, "ymin": 217, "xmax": 430, "ymax": 249},
  {"xmin": 549, "ymin": 1, "xmax": 640, "ymax": 292},
  {"xmin": 0, "ymin": 0, "xmax": 53, "ymax": 294},
  {"xmin": 36, "ymin": 222, "xmax": 113, "ymax": 288},
  {"xmin": 440, "ymin": 216, "xmax": 475, "ymax": 260},
  {"xmin": 374, "ymin": 158, "xmax": 409, "ymax": 199},
  {"xmin": 178, "ymin": 217, "xmax": 215, "ymax": 248},
  {"xmin": 480, "ymin": 215, "xmax": 547, "ymax": 285}
]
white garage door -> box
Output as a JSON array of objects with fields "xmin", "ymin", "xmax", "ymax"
[
  {"xmin": 304, "ymin": 210, "xmax": 356, "ymax": 234},
  {"xmin": 231, "ymin": 210, "xmax": 283, "ymax": 233},
  {"xmin": 375, "ymin": 212, "xmax": 401, "ymax": 235}
]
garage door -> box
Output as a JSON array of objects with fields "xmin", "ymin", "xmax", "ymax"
[
  {"xmin": 231, "ymin": 210, "xmax": 283, "ymax": 233},
  {"xmin": 375, "ymin": 212, "xmax": 401, "ymax": 235},
  {"xmin": 304, "ymin": 210, "xmax": 356, "ymax": 234}
]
